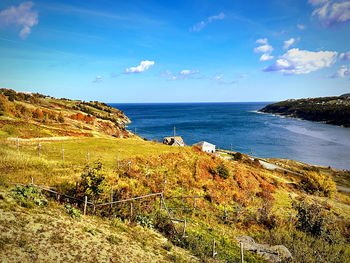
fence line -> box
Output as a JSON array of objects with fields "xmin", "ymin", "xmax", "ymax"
[{"xmin": 95, "ymin": 192, "xmax": 162, "ymax": 207}]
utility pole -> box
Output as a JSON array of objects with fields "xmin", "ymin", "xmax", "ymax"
[{"xmin": 173, "ymin": 125, "xmax": 176, "ymax": 138}]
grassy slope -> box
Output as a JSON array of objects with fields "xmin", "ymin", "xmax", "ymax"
[
  {"xmin": 0, "ymin": 187, "xmax": 197, "ymax": 263},
  {"xmin": 1, "ymin": 90, "xmax": 350, "ymax": 262}
]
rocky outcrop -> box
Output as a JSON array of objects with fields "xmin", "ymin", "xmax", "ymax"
[{"xmin": 236, "ymin": 236, "xmax": 292, "ymax": 263}]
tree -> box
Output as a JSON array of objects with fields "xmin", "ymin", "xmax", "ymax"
[{"xmin": 77, "ymin": 161, "xmax": 109, "ymax": 203}]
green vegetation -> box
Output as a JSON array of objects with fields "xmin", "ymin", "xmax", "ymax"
[
  {"xmin": 64, "ymin": 204, "xmax": 81, "ymax": 219},
  {"xmin": 260, "ymin": 96, "xmax": 350, "ymax": 127},
  {"xmin": 11, "ymin": 185, "xmax": 48, "ymax": 208}
]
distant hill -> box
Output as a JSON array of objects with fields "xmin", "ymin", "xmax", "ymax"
[
  {"xmin": 259, "ymin": 96, "xmax": 350, "ymax": 127},
  {"xmin": 341, "ymin": 93, "xmax": 350, "ymax": 97},
  {"xmin": 0, "ymin": 89, "xmax": 131, "ymax": 138}
]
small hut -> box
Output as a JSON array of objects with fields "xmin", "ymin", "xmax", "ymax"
[{"xmin": 163, "ymin": 136, "xmax": 185, "ymax": 146}]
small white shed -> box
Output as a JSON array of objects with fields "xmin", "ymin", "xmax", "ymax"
[{"xmin": 193, "ymin": 141, "xmax": 216, "ymax": 153}]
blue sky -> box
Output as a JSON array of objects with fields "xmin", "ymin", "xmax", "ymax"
[{"xmin": 0, "ymin": 0, "xmax": 349, "ymax": 102}]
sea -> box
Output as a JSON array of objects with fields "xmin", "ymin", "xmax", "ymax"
[{"xmin": 109, "ymin": 102, "xmax": 350, "ymax": 170}]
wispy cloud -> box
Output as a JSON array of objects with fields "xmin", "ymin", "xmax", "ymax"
[
  {"xmin": 168, "ymin": 69, "xmax": 199, "ymax": 80},
  {"xmin": 283, "ymin": 38, "xmax": 296, "ymax": 50},
  {"xmin": 254, "ymin": 38, "xmax": 274, "ymax": 61},
  {"xmin": 0, "ymin": 1, "xmax": 38, "ymax": 39},
  {"xmin": 93, "ymin": 75, "xmax": 103, "ymax": 83},
  {"xmin": 212, "ymin": 74, "xmax": 236, "ymax": 85},
  {"xmin": 339, "ymin": 51, "xmax": 350, "ymax": 61},
  {"xmin": 308, "ymin": 0, "xmax": 350, "ymax": 27},
  {"xmin": 39, "ymin": 3, "xmax": 162, "ymax": 26},
  {"xmin": 297, "ymin": 24, "xmax": 306, "ymax": 30},
  {"xmin": 124, "ymin": 60, "xmax": 155, "ymax": 74},
  {"xmin": 160, "ymin": 70, "xmax": 172, "ymax": 77},
  {"xmin": 263, "ymin": 48, "xmax": 338, "ymax": 75},
  {"xmin": 329, "ymin": 65, "xmax": 350, "ymax": 79},
  {"xmin": 191, "ymin": 12, "xmax": 225, "ymax": 32}
]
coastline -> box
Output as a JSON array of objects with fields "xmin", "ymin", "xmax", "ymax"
[{"xmin": 256, "ymin": 110, "xmax": 350, "ymax": 129}]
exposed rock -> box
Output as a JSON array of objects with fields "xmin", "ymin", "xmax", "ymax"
[{"xmin": 236, "ymin": 236, "xmax": 292, "ymax": 263}]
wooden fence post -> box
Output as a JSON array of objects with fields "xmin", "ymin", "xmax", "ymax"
[
  {"xmin": 159, "ymin": 195, "xmax": 162, "ymax": 211},
  {"xmin": 146, "ymin": 168, "xmax": 150, "ymax": 182},
  {"xmin": 212, "ymin": 238, "xmax": 217, "ymax": 258},
  {"xmin": 61, "ymin": 144, "xmax": 64, "ymax": 163},
  {"xmin": 193, "ymin": 197, "xmax": 196, "ymax": 209},
  {"xmin": 17, "ymin": 136, "xmax": 19, "ymax": 151},
  {"xmin": 128, "ymin": 161, "xmax": 131, "ymax": 172},
  {"xmin": 223, "ymin": 205, "xmax": 228, "ymax": 221},
  {"xmin": 38, "ymin": 142, "xmax": 41, "ymax": 157},
  {"xmin": 182, "ymin": 219, "xmax": 188, "ymax": 238},
  {"xmin": 87, "ymin": 151, "xmax": 90, "ymax": 163},
  {"xmin": 289, "ymin": 211, "xmax": 293, "ymax": 224},
  {"xmin": 31, "ymin": 177, "xmax": 34, "ymax": 185},
  {"xmin": 110, "ymin": 186, "xmax": 113, "ymax": 208},
  {"xmin": 163, "ymin": 177, "xmax": 167, "ymax": 193},
  {"xmin": 130, "ymin": 202, "xmax": 133, "ymax": 218},
  {"xmin": 240, "ymin": 242, "xmax": 244, "ymax": 263},
  {"xmin": 84, "ymin": 196, "xmax": 87, "ymax": 215},
  {"xmin": 181, "ymin": 185, "xmax": 184, "ymax": 206}
]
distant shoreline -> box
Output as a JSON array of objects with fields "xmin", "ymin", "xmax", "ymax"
[{"xmin": 259, "ymin": 96, "xmax": 350, "ymax": 128}]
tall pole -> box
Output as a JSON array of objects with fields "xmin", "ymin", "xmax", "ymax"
[
  {"xmin": 173, "ymin": 125, "xmax": 176, "ymax": 138},
  {"xmin": 16, "ymin": 136, "xmax": 19, "ymax": 151},
  {"xmin": 134, "ymin": 127, "xmax": 137, "ymax": 135}
]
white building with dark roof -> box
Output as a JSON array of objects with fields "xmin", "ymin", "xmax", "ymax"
[{"xmin": 193, "ymin": 141, "xmax": 216, "ymax": 153}]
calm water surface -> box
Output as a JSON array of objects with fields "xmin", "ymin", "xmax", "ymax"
[{"xmin": 110, "ymin": 103, "xmax": 350, "ymax": 170}]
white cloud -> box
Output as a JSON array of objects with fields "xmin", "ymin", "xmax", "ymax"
[
  {"xmin": 168, "ymin": 69, "xmax": 199, "ymax": 80},
  {"xmin": 254, "ymin": 38, "xmax": 274, "ymax": 62},
  {"xmin": 283, "ymin": 38, "xmax": 296, "ymax": 50},
  {"xmin": 340, "ymin": 51, "xmax": 350, "ymax": 61},
  {"xmin": 93, "ymin": 75, "xmax": 103, "ymax": 83},
  {"xmin": 0, "ymin": 1, "xmax": 38, "ymax": 39},
  {"xmin": 330, "ymin": 65, "xmax": 350, "ymax": 78},
  {"xmin": 260, "ymin": 53, "xmax": 274, "ymax": 61},
  {"xmin": 254, "ymin": 44, "xmax": 273, "ymax": 54},
  {"xmin": 256, "ymin": 38, "xmax": 268, "ymax": 44},
  {"xmin": 263, "ymin": 48, "xmax": 338, "ymax": 75},
  {"xmin": 191, "ymin": 12, "xmax": 225, "ymax": 32},
  {"xmin": 297, "ymin": 24, "xmax": 306, "ymax": 30},
  {"xmin": 124, "ymin": 60, "xmax": 155, "ymax": 74},
  {"xmin": 213, "ymin": 74, "xmax": 224, "ymax": 80},
  {"xmin": 308, "ymin": 0, "xmax": 350, "ymax": 27}
]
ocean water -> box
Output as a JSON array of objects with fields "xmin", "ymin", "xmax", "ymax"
[{"xmin": 109, "ymin": 102, "xmax": 350, "ymax": 170}]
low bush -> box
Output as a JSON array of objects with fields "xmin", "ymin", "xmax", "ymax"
[
  {"xmin": 234, "ymin": 152, "xmax": 243, "ymax": 161},
  {"xmin": 83, "ymin": 226, "xmax": 97, "ymax": 236},
  {"xmin": 11, "ymin": 185, "xmax": 47, "ymax": 208},
  {"xmin": 64, "ymin": 204, "xmax": 81, "ymax": 219},
  {"xmin": 107, "ymin": 235, "xmax": 122, "ymax": 245},
  {"xmin": 300, "ymin": 171, "xmax": 336, "ymax": 197},
  {"xmin": 135, "ymin": 214, "xmax": 154, "ymax": 229}
]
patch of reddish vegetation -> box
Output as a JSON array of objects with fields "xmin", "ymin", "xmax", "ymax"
[
  {"xmin": 70, "ymin": 113, "xmax": 95, "ymax": 123},
  {"xmin": 51, "ymin": 102, "xmax": 69, "ymax": 109}
]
